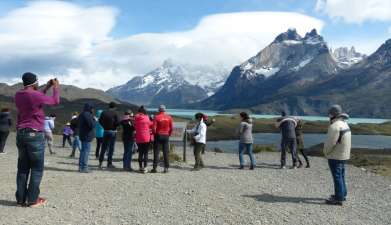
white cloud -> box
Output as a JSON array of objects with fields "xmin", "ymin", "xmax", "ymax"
[
  {"xmin": 316, "ymin": 0, "xmax": 391, "ymax": 23},
  {"xmin": 0, "ymin": 1, "xmax": 324, "ymax": 90}
]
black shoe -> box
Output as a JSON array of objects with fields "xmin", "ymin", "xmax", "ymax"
[
  {"xmin": 150, "ymin": 168, "xmax": 158, "ymax": 173},
  {"xmin": 163, "ymin": 168, "xmax": 169, "ymax": 173},
  {"xmin": 280, "ymin": 165, "xmax": 286, "ymax": 169},
  {"xmin": 306, "ymin": 164, "xmax": 310, "ymax": 168},
  {"xmin": 325, "ymin": 198, "xmax": 343, "ymax": 206},
  {"xmin": 107, "ymin": 164, "xmax": 116, "ymax": 169},
  {"xmin": 69, "ymin": 154, "xmax": 75, "ymax": 158},
  {"xmin": 98, "ymin": 162, "xmax": 103, "ymax": 169},
  {"xmin": 249, "ymin": 166, "xmax": 254, "ymax": 170},
  {"xmin": 329, "ymin": 195, "xmax": 346, "ymax": 201},
  {"xmin": 238, "ymin": 166, "xmax": 244, "ymax": 170}
]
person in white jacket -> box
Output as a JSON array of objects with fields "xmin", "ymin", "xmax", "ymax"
[
  {"xmin": 44, "ymin": 113, "xmax": 56, "ymax": 155},
  {"xmin": 189, "ymin": 113, "xmax": 207, "ymax": 171},
  {"xmin": 323, "ymin": 105, "xmax": 351, "ymax": 206}
]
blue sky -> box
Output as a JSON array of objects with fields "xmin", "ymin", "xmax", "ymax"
[{"xmin": 0, "ymin": 0, "xmax": 390, "ymax": 89}]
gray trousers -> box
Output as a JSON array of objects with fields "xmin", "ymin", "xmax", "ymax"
[{"xmin": 280, "ymin": 138, "xmax": 297, "ymax": 166}]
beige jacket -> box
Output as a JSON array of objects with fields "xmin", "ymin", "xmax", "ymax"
[{"xmin": 323, "ymin": 118, "xmax": 351, "ymax": 160}]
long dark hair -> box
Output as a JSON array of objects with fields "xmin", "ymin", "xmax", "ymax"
[
  {"xmin": 239, "ymin": 112, "xmax": 250, "ymax": 121},
  {"xmin": 138, "ymin": 106, "xmax": 147, "ymax": 115}
]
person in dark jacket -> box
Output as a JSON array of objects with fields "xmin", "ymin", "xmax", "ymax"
[
  {"xmin": 69, "ymin": 112, "xmax": 81, "ymax": 157},
  {"xmin": 295, "ymin": 119, "xmax": 310, "ymax": 168},
  {"xmin": 98, "ymin": 102, "xmax": 120, "ymax": 169},
  {"xmin": 0, "ymin": 108, "xmax": 12, "ymax": 154},
  {"xmin": 78, "ymin": 103, "xmax": 96, "ymax": 173},
  {"xmin": 120, "ymin": 110, "xmax": 135, "ymax": 171},
  {"xmin": 276, "ymin": 111, "xmax": 298, "ymax": 169}
]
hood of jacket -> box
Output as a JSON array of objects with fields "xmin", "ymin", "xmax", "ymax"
[{"xmin": 83, "ymin": 103, "xmax": 94, "ymax": 113}]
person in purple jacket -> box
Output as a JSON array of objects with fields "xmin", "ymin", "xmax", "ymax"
[
  {"xmin": 62, "ymin": 122, "xmax": 73, "ymax": 148},
  {"xmin": 14, "ymin": 72, "xmax": 60, "ymax": 208}
]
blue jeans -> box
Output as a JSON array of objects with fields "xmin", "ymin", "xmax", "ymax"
[
  {"xmin": 239, "ymin": 142, "xmax": 256, "ymax": 167},
  {"xmin": 99, "ymin": 131, "xmax": 117, "ymax": 165},
  {"xmin": 328, "ymin": 159, "xmax": 347, "ymax": 201},
  {"xmin": 72, "ymin": 135, "xmax": 81, "ymax": 152},
  {"xmin": 15, "ymin": 129, "xmax": 45, "ymax": 204},
  {"xmin": 280, "ymin": 138, "xmax": 298, "ymax": 166},
  {"xmin": 79, "ymin": 141, "xmax": 91, "ymax": 171},
  {"xmin": 123, "ymin": 139, "xmax": 134, "ymax": 169}
]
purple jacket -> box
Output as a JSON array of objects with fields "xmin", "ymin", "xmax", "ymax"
[
  {"xmin": 15, "ymin": 87, "xmax": 60, "ymax": 131},
  {"xmin": 63, "ymin": 126, "xmax": 73, "ymax": 135}
]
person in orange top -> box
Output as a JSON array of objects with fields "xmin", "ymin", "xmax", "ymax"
[{"xmin": 151, "ymin": 105, "xmax": 173, "ymax": 173}]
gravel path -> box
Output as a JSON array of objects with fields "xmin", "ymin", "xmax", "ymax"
[{"xmin": 0, "ymin": 133, "xmax": 390, "ymax": 225}]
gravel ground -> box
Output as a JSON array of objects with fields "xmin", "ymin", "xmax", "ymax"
[{"xmin": 0, "ymin": 133, "xmax": 390, "ymax": 225}]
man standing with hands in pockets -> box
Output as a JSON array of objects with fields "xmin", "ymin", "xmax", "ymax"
[{"xmin": 14, "ymin": 72, "xmax": 60, "ymax": 207}]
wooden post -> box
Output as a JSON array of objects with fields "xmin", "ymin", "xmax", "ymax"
[{"xmin": 183, "ymin": 131, "xmax": 187, "ymax": 162}]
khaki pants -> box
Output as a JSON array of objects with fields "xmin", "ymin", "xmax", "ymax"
[
  {"xmin": 44, "ymin": 132, "xmax": 54, "ymax": 154},
  {"xmin": 193, "ymin": 143, "xmax": 205, "ymax": 169}
]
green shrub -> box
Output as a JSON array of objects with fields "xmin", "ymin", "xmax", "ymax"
[{"xmin": 159, "ymin": 144, "xmax": 182, "ymax": 162}]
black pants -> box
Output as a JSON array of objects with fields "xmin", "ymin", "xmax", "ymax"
[
  {"xmin": 297, "ymin": 148, "xmax": 310, "ymax": 166},
  {"xmin": 153, "ymin": 135, "xmax": 169, "ymax": 169},
  {"xmin": 95, "ymin": 137, "xmax": 103, "ymax": 158},
  {"xmin": 280, "ymin": 138, "xmax": 298, "ymax": 167},
  {"xmin": 138, "ymin": 142, "xmax": 150, "ymax": 169},
  {"xmin": 0, "ymin": 131, "xmax": 9, "ymax": 152},
  {"xmin": 62, "ymin": 134, "xmax": 72, "ymax": 147}
]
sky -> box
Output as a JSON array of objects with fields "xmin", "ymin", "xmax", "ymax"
[{"xmin": 0, "ymin": 0, "xmax": 390, "ymax": 90}]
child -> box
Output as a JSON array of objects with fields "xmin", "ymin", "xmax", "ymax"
[{"xmin": 63, "ymin": 122, "xmax": 73, "ymax": 147}]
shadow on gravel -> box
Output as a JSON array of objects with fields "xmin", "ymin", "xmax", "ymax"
[
  {"xmin": 256, "ymin": 163, "xmax": 281, "ymax": 169},
  {"xmin": 0, "ymin": 200, "xmax": 18, "ymax": 207},
  {"xmin": 243, "ymin": 194, "xmax": 325, "ymax": 205}
]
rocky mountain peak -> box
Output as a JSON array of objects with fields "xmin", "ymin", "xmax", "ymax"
[
  {"xmin": 366, "ymin": 38, "xmax": 391, "ymax": 66},
  {"xmin": 273, "ymin": 28, "xmax": 302, "ymax": 43},
  {"xmin": 303, "ymin": 28, "xmax": 324, "ymax": 44},
  {"xmin": 332, "ymin": 46, "xmax": 365, "ymax": 68}
]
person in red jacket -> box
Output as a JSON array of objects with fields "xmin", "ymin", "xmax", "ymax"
[
  {"xmin": 151, "ymin": 105, "xmax": 173, "ymax": 173},
  {"xmin": 134, "ymin": 106, "xmax": 153, "ymax": 173}
]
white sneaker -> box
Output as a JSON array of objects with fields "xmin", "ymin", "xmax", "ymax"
[{"xmin": 0, "ymin": 151, "xmax": 6, "ymax": 154}]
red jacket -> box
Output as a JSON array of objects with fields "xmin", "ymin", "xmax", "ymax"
[
  {"xmin": 134, "ymin": 113, "xmax": 153, "ymax": 144},
  {"xmin": 153, "ymin": 112, "xmax": 173, "ymax": 136}
]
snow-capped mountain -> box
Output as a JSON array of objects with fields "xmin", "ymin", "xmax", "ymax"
[
  {"xmin": 332, "ymin": 46, "xmax": 366, "ymax": 68},
  {"xmin": 202, "ymin": 28, "xmax": 339, "ymax": 112},
  {"xmin": 107, "ymin": 60, "xmax": 228, "ymax": 107}
]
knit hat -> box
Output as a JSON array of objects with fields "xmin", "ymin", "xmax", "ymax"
[
  {"xmin": 109, "ymin": 102, "xmax": 117, "ymax": 109},
  {"xmin": 328, "ymin": 104, "xmax": 343, "ymax": 117},
  {"xmin": 22, "ymin": 72, "xmax": 38, "ymax": 87},
  {"xmin": 158, "ymin": 105, "xmax": 166, "ymax": 112}
]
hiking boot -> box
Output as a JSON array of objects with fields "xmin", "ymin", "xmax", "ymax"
[
  {"xmin": 238, "ymin": 166, "xmax": 244, "ymax": 170},
  {"xmin": 69, "ymin": 154, "xmax": 75, "ymax": 158},
  {"xmin": 107, "ymin": 164, "xmax": 116, "ymax": 169},
  {"xmin": 325, "ymin": 198, "xmax": 343, "ymax": 206},
  {"xmin": 98, "ymin": 162, "xmax": 103, "ymax": 169},
  {"xmin": 306, "ymin": 164, "xmax": 310, "ymax": 168},
  {"xmin": 150, "ymin": 168, "xmax": 158, "ymax": 173},
  {"xmin": 16, "ymin": 202, "xmax": 26, "ymax": 207},
  {"xmin": 163, "ymin": 168, "xmax": 169, "ymax": 173},
  {"xmin": 329, "ymin": 195, "xmax": 346, "ymax": 201},
  {"xmin": 79, "ymin": 169, "xmax": 91, "ymax": 173},
  {"xmin": 28, "ymin": 197, "xmax": 47, "ymax": 208},
  {"xmin": 249, "ymin": 166, "xmax": 255, "ymax": 170}
]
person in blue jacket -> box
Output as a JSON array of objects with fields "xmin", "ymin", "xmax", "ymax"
[{"xmin": 78, "ymin": 103, "xmax": 96, "ymax": 173}]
